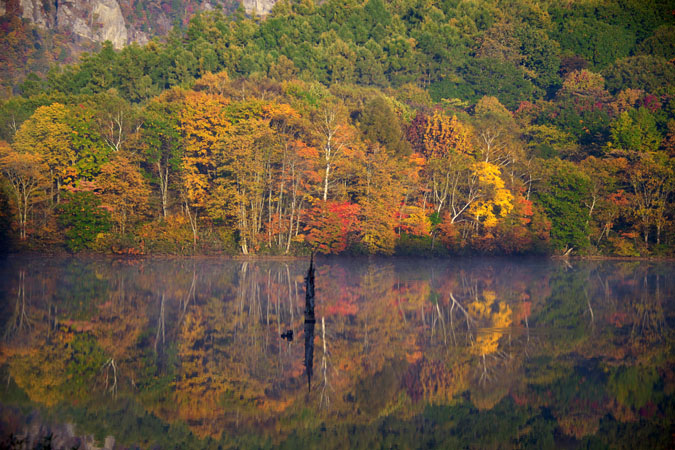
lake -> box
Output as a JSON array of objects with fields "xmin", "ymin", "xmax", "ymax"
[{"xmin": 0, "ymin": 256, "xmax": 673, "ymax": 449}]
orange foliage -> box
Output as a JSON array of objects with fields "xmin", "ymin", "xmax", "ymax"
[
  {"xmin": 305, "ymin": 200, "xmax": 361, "ymax": 253},
  {"xmin": 422, "ymin": 112, "xmax": 472, "ymax": 158}
]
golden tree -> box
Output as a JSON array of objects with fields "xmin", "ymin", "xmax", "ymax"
[
  {"xmin": 13, "ymin": 103, "xmax": 74, "ymax": 204},
  {"xmin": 0, "ymin": 141, "xmax": 49, "ymax": 239}
]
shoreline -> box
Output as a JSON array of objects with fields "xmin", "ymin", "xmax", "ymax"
[{"xmin": 3, "ymin": 250, "xmax": 674, "ymax": 262}]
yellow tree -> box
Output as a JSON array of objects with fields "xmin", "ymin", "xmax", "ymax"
[
  {"xmin": 628, "ymin": 153, "xmax": 674, "ymax": 247},
  {"xmin": 350, "ymin": 144, "xmax": 404, "ymax": 255},
  {"xmin": 316, "ymin": 103, "xmax": 354, "ymax": 202},
  {"xmin": 468, "ymin": 290, "xmax": 512, "ymax": 382},
  {"xmin": 216, "ymin": 111, "xmax": 273, "ymax": 254},
  {"xmin": 422, "ymin": 112, "xmax": 478, "ymax": 220},
  {"xmin": 423, "ymin": 112, "xmax": 472, "ymax": 159},
  {"xmin": 0, "ymin": 141, "xmax": 49, "ymax": 239},
  {"xmin": 398, "ymin": 205, "xmax": 432, "ymax": 236},
  {"xmin": 469, "ymin": 161, "xmax": 514, "ymax": 228},
  {"xmin": 265, "ymin": 102, "xmax": 309, "ymax": 250},
  {"xmin": 179, "ymin": 91, "xmax": 231, "ymax": 249},
  {"xmin": 13, "ymin": 103, "xmax": 74, "ymax": 204},
  {"xmin": 96, "ymin": 153, "xmax": 151, "ymax": 235}
]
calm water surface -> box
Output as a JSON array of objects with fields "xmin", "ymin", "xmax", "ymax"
[{"xmin": 0, "ymin": 256, "xmax": 673, "ymax": 449}]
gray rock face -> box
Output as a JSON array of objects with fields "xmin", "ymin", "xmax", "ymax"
[
  {"xmin": 56, "ymin": 0, "xmax": 128, "ymax": 49},
  {"xmin": 4, "ymin": 0, "xmax": 280, "ymax": 49},
  {"xmin": 243, "ymin": 0, "xmax": 277, "ymax": 16},
  {"xmin": 11, "ymin": 0, "xmax": 128, "ymax": 49},
  {"xmin": 19, "ymin": 0, "xmax": 51, "ymax": 27}
]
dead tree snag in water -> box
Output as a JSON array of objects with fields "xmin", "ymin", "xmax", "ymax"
[{"xmin": 304, "ymin": 254, "xmax": 316, "ymax": 393}]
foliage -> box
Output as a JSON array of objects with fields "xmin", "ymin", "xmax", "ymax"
[
  {"xmin": 0, "ymin": 140, "xmax": 50, "ymax": 240},
  {"xmin": 535, "ymin": 159, "xmax": 591, "ymax": 253},
  {"xmin": 0, "ymin": 0, "xmax": 673, "ymax": 256},
  {"xmin": 305, "ymin": 200, "xmax": 360, "ymax": 254},
  {"xmin": 56, "ymin": 190, "xmax": 112, "ymax": 252}
]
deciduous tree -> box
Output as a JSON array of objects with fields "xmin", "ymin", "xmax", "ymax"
[{"xmin": 0, "ymin": 141, "xmax": 49, "ymax": 239}]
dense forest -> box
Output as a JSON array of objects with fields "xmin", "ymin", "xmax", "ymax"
[{"xmin": 1, "ymin": 0, "xmax": 674, "ymax": 256}]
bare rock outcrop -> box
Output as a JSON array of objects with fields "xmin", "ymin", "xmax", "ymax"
[
  {"xmin": 56, "ymin": 0, "xmax": 128, "ymax": 49},
  {"xmin": 9, "ymin": 0, "xmax": 129, "ymax": 49},
  {"xmin": 243, "ymin": 0, "xmax": 277, "ymax": 16},
  {"xmin": 2, "ymin": 0, "xmax": 280, "ymax": 50}
]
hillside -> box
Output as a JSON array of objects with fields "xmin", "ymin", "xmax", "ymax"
[
  {"xmin": 0, "ymin": 0, "xmax": 673, "ymax": 257},
  {"xmin": 0, "ymin": 0, "xmax": 248, "ymax": 96}
]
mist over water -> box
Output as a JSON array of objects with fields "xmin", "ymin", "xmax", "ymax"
[{"xmin": 0, "ymin": 256, "xmax": 673, "ymax": 448}]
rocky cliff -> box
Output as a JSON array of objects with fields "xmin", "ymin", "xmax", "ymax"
[
  {"xmin": 1, "ymin": 0, "xmax": 129, "ymax": 49},
  {"xmin": 243, "ymin": 0, "xmax": 277, "ymax": 15},
  {"xmin": 1, "ymin": 0, "xmax": 274, "ymax": 50},
  {"xmin": 0, "ymin": 0, "xmax": 273, "ymax": 96},
  {"xmin": 58, "ymin": 0, "xmax": 129, "ymax": 49},
  {"xmin": 4, "ymin": 0, "xmax": 129, "ymax": 48}
]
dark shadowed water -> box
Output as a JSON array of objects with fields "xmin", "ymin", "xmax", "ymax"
[{"xmin": 0, "ymin": 255, "xmax": 673, "ymax": 449}]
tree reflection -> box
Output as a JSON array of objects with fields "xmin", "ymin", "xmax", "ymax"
[
  {"xmin": 3, "ymin": 269, "xmax": 32, "ymax": 342},
  {"xmin": 303, "ymin": 256, "xmax": 315, "ymax": 394},
  {"xmin": 0, "ymin": 257, "xmax": 672, "ymax": 447}
]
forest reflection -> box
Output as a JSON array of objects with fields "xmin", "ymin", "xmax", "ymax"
[{"xmin": 0, "ymin": 256, "xmax": 673, "ymax": 448}]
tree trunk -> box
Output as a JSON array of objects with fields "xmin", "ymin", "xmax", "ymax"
[
  {"xmin": 157, "ymin": 160, "xmax": 169, "ymax": 219},
  {"xmin": 323, "ymin": 163, "xmax": 330, "ymax": 201}
]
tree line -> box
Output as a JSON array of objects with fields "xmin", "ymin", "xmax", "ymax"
[{"xmin": 0, "ymin": 0, "xmax": 673, "ymax": 256}]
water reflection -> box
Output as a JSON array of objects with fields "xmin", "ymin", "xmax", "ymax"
[
  {"xmin": 304, "ymin": 256, "xmax": 316, "ymax": 394},
  {"xmin": 0, "ymin": 256, "xmax": 673, "ymax": 448}
]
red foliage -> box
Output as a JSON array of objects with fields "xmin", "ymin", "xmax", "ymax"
[
  {"xmin": 515, "ymin": 196, "xmax": 533, "ymax": 225},
  {"xmin": 609, "ymin": 190, "xmax": 629, "ymax": 207},
  {"xmin": 325, "ymin": 302, "xmax": 358, "ymax": 316},
  {"xmin": 305, "ymin": 200, "xmax": 360, "ymax": 254},
  {"xmin": 640, "ymin": 94, "xmax": 662, "ymax": 112}
]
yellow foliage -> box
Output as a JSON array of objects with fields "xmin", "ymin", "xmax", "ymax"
[
  {"xmin": 419, "ymin": 359, "xmax": 469, "ymax": 404},
  {"xmin": 97, "ymin": 153, "xmax": 151, "ymax": 234},
  {"xmin": 14, "ymin": 103, "xmax": 74, "ymax": 178},
  {"xmin": 399, "ymin": 205, "xmax": 431, "ymax": 236},
  {"xmin": 469, "ymin": 161, "xmax": 514, "ymax": 228},
  {"xmin": 468, "ymin": 290, "xmax": 512, "ymax": 356},
  {"xmin": 180, "ymin": 91, "xmax": 231, "ymax": 208},
  {"xmin": 423, "ymin": 112, "xmax": 472, "ymax": 158}
]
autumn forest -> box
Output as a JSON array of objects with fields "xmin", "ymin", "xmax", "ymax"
[{"xmin": 1, "ymin": 0, "xmax": 674, "ymax": 256}]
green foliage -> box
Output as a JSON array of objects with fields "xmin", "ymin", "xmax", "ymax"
[
  {"xmin": 609, "ymin": 107, "xmax": 662, "ymax": 153},
  {"xmin": 608, "ymin": 365, "xmax": 661, "ymax": 410},
  {"xmin": 68, "ymin": 106, "xmax": 113, "ymax": 179},
  {"xmin": 432, "ymin": 57, "xmax": 539, "ymax": 109},
  {"xmin": 56, "ymin": 191, "xmax": 112, "ymax": 252},
  {"xmin": 531, "ymin": 269, "xmax": 591, "ymax": 350},
  {"xmin": 358, "ymin": 96, "xmax": 410, "ymax": 156},
  {"xmin": 604, "ymin": 55, "xmax": 675, "ymax": 95},
  {"xmin": 538, "ymin": 100, "xmax": 612, "ymax": 154},
  {"xmin": 535, "ymin": 159, "xmax": 591, "ymax": 253},
  {"xmin": 636, "ymin": 25, "xmax": 675, "ymax": 60},
  {"xmin": 66, "ymin": 333, "xmax": 108, "ymax": 385},
  {"xmin": 552, "ymin": 17, "xmax": 634, "ymax": 69},
  {"xmin": 516, "ymin": 26, "xmax": 562, "ymax": 94},
  {"xmin": 394, "ymin": 233, "xmax": 443, "ymax": 256}
]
